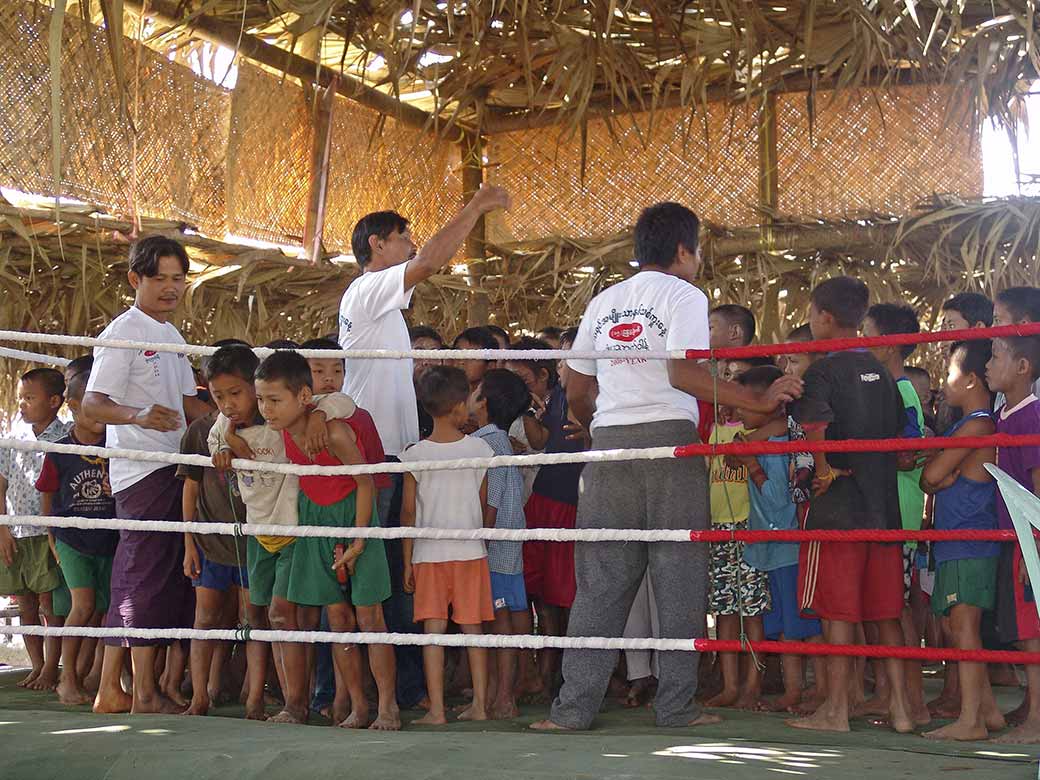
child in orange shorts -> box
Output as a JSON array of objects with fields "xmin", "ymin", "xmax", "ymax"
[{"xmin": 400, "ymin": 365, "xmax": 495, "ymax": 725}]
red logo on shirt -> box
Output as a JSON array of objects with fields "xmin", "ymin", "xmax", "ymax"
[
  {"xmin": 609, "ymin": 323, "xmax": 643, "ymax": 342},
  {"xmin": 143, "ymin": 350, "xmax": 157, "ymax": 357}
]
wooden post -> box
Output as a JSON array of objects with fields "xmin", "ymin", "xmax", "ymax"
[
  {"xmin": 462, "ymin": 131, "xmax": 489, "ymax": 326},
  {"xmin": 756, "ymin": 92, "xmax": 781, "ymax": 339},
  {"xmin": 303, "ymin": 75, "xmax": 337, "ymax": 264}
]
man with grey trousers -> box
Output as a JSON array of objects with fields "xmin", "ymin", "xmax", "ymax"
[{"xmin": 531, "ymin": 202, "xmax": 802, "ymax": 731}]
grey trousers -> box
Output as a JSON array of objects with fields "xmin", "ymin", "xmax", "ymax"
[{"xmin": 549, "ymin": 420, "xmax": 710, "ymax": 728}]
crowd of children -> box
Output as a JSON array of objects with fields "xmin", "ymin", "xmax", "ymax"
[{"xmin": 2, "ymin": 209, "xmax": 1040, "ymax": 745}]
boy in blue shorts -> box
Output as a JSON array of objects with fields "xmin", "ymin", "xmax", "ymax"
[
  {"xmin": 36, "ymin": 363, "xmax": 119, "ymax": 706},
  {"xmin": 734, "ymin": 366, "xmax": 821, "ymax": 712},
  {"xmin": 471, "ymin": 368, "xmax": 532, "ymax": 719}
]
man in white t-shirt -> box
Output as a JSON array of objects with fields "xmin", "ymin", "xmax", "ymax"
[
  {"xmin": 531, "ymin": 202, "xmax": 801, "ymax": 732},
  {"xmin": 338, "ymin": 184, "xmax": 510, "ymax": 708},
  {"xmin": 83, "ymin": 236, "xmax": 213, "ymax": 716}
]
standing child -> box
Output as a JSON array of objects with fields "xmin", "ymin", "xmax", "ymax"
[
  {"xmin": 920, "ymin": 340, "xmax": 1005, "ymax": 741},
  {"xmin": 987, "ymin": 335, "xmax": 1040, "ymax": 743},
  {"xmin": 470, "ymin": 368, "xmax": 532, "ymax": 719},
  {"xmin": 734, "ymin": 366, "xmax": 822, "ymax": 712},
  {"xmin": 400, "ymin": 366, "xmax": 495, "ymax": 725},
  {"xmin": 0, "ymin": 368, "xmax": 70, "ymax": 691},
  {"xmin": 254, "ymin": 351, "xmax": 397, "ymax": 729},
  {"xmin": 35, "ymin": 365, "xmax": 117, "ymax": 705},
  {"xmin": 706, "ymin": 376, "xmax": 771, "ymax": 710},
  {"xmin": 862, "ymin": 303, "xmax": 930, "ymax": 725}
]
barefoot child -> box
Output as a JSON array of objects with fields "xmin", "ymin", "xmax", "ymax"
[
  {"xmin": 470, "ymin": 368, "xmax": 532, "ymax": 719},
  {"xmin": 259, "ymin": 351, "xmax": 398, "ymax": 730},
  {"xmin": 0, "ymin": 368, "xmax": 70, "ymax": 691},
  {"xmin": 920, "ymin": 340, "xmax": 1004, "ymax": 741},
  {"xmin": 35, "ymin": 364, "xmax": 118, "ymax": 705},
  {"xmin": 987, "ymin": 334, "xmax": 1040, "ymax": 743},
  {"xmin": 734, "ymin": 366, "xmax": 822, "ymax": 712},
  {"xmin": 401, "ymin": 366, "xmax": 495, "ymax": 725}
]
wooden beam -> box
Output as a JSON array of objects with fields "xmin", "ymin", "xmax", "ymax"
[
  {"xmin": 304, "ymin": 76, "xmax": 338, "ymax": 264},
  {"xmin": 461, "ymin": 132, "xmax": 489, "ymax": 326},
  {"xmin": 707, "ymin": 222, "xmax": 900, "ymax": 258},
  {"xmin": 482, "ymin": 68, "xmax": 929, "ymax": 134},
  {"xmin": 124, "ymin": 0, "xmax": 434, "ymax": 132}
]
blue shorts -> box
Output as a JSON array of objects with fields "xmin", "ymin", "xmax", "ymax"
[
  {"xmin": 490, "ymin": 571, "xmax": 527, "ymax": 613},
  {"xmin": 193, "ymin": 549, "xmax": 248, "ymax": 592},
  {"xmin": 763, "ymin": 564, "xmax": 822, "ymax": 641}
]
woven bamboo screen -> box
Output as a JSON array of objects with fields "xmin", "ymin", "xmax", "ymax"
[
  {"xmin": 776, "ymin": 86, "xmax": 983, "ymax": 218},
  {"xmin": 485, "ymin": 103, "xmax": 760, "ymax": 242},
  {"xmin": 0, "ymin": 2, "xmax": 230, "ymax": 235}
]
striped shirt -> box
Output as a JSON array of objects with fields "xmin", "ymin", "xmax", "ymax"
[{"xmin": 474, "ymin": 424, "xmax": 525, "ymax": 575}]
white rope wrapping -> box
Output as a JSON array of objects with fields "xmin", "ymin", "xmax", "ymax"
[
  {"xmin": 0, "ymin": 330, "xmax": 686, "ymax": 362},
  {"xmin": 0, "ymin": 515, "xmax": 692, "ymax": 542},
  {"xmin": 0, "ymin": 345, "xmax": 70, "ymax": 367},
  {"xmin": 0, "ymin": 624, "xmax": 696, "ymax": 651},
  {"xmin": 0, "ymin": 436, "xmax": 679, "ymax": 475}
]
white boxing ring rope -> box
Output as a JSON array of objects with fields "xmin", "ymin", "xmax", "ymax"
[{"xmin": 0, "ymin": 345, "xmax": 70, "ymax": 367}]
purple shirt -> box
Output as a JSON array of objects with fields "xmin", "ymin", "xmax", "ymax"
[{"xmin": 995, "ymin": 395, "xmax": 1040, "ymax": 530}]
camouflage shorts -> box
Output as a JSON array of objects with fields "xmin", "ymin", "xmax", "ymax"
[{"xmin": 708, "ymin": 521, "xmax": 771, "ymax": 616}]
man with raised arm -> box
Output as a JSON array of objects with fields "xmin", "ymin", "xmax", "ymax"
[
  {"xmin": 82, "ymin": 235, "xmax": 212, "ymax": 715},
  {"xmin": 338, "ymin": 184, "xmax": 511, "ymax": 709},
  {"xmin": 531, "ymin": 202, "xmax": 802, "ymax": 732}
]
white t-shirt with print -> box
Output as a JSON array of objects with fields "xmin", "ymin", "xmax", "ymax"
[
  {"xmin": 338, "ymin": 262, "xmax": 419, "ymax": 457},
  {"xmin": 398, "ymin": 436, "xmax": 492, "ymax": 564},
  {"xmin": 567, "ymin": 270, "xmax": 710, "ymax": 431},
  {"xmin": 85, "ymin": 306, "xmax": 197, "ymax": 494}
]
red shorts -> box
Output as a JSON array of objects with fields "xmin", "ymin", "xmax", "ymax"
[
  {"xmin": 798, "ymin": 540, "xmax": 903, "ymax": 623},
  {"xmin": 523, "ymin": 493, "xmax": 577, "ymax": 609},
  {"xmin": 413, "ymin": 559, "xmax": 494, "ymax": 625}
]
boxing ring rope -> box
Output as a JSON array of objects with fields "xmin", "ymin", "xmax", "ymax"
[{"xmin": 2, "ymin": 321, "xmax": 1040, "ymax": 667}]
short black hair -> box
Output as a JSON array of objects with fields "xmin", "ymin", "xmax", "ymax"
[
  {"xmin": 128, "ymin": 235, "xmax": 190, "ymax": 277},
  {"xmin": 509, "ymin": 336, "xmax": 559, "ymax": 387},
  {"xmin": 949, "ymin": 340, "xmax": 992, "ymax": 390},
  {"xmin": 633, "ymin": 201, "xmax": 700, "ymax": 269},
  {"xmin": 866, "ymin": 303, "xmax": 921, "ymax": 359},
  {"xmin": 255, "ymin": 350, "xmax": 312, "ymax": 393},
  {"xmin": 64, "ymin": 355, "xmax": 93, "ymax": 383},
  {"xmin": 711, "ymin": 304, "xmax": 756, "ymax": 345},
  {"xmin": 479, "ymin": 369, "xmax": 530, "ymax": 431},
  {"xmin": 264, "ymin": 339, "xmax": 300, "ymax": 350},
  {"xmin": 65, "ymin": 369, "xmax": 90, "ymax": 403},
  {"xmin": 352, "ymin": 211, "xmax": 409, "ymax": 268},
  {"xmin": 20, "ymin": 367, "xmax": 65, "ymax": 400},
  {"xmin": 997, "ymin": 287, "xmax": 1040, "ymax": 324},
  {"xmin": 729, "ymin": 356, "xmax": 776, "ymax": 371},
  {"xmin": 453, "ymin": 327, "xmax": 499, "ymax": 352},
  {"xmin": 300, "ymin": 337, "xmax": 340, "ymax": 351},
  {"xmin": 736, "ymin": 364, "xmax": 784, "ymax": 391},
  {"xmin": 416, "ymin": 365, "xmax": 470, "ymax": 417},
  {"xmin": 536, "ymin": 326, "xmax": 563, "ymax": 340},
  {"xmin": 409, "ymin": 325, "xmax": 444, "ymax": 346},
  {"xmin": 1003, "ymin": 336, "xmax": 1040, "ymax": 380},
  {"xmin": 811, "ymin": 276, "xmax": 869, "ymax": 329},
  {"xmin": 942, "ymin": 293, "xmax": 993, "ymax": 328},
  {"xmin": 787, "ymin": 324, "xmax": 812, "ymax": 342},
  {"xmin": 486, "ymin": 324, "xmax": 511, "ymax": 347},
  {"xmin": 903, "ymin": 365, "xmax": 932, "ymax": 386},
  {"xmin": 560, "ymin": 327, "xmax": 578, "ymax": 347},
  {"xmin": 205, "ymin": 345, "xmax": 260, "ymax": 386},
  {"xmin": 200, "ymin": 338, "xmax": 251, "ymax": 378}
]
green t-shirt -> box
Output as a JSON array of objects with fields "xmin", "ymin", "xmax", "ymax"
[{"xmin": 896, "ymin": 378, "xmax": 925, "ymax": 541}]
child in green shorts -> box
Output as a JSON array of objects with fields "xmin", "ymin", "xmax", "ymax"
[{"xmin": 35, "ymin": 363, "xmax": 119, "ymax": 705}]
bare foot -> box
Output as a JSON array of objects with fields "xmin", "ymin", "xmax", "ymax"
[
  {"xmin": 923, "ymin": 720, "xmax": 989, "ymax": 741},
  {"xmin": 83, "ymin": 670, "xmax": 100, "ymax": 694},
  {"xmin": 530, "ymin": 719, "xmax": 573, "ymax": 731},
  {"xmin": 705, "ymin": 688, "xmax": 740, "ymax": 708},
  {"xmin": 338, "ymin": 709, "xmax": 372, "ymax": 729},
  {"xmin": 457, "ymin": 702, "xmax": 487, "ymax": 722},
  {"xmin": 853, "ymin": 695, "xmax": 890, "ymax": 718},
  {"xmin": 245, "ymin": 701, "xmax": 268, "ymax": 721},
  {"xmin": 56, "ymin": 678, "xmax": 91, "ymax": 706},
  {"xmin": 27, "ymin": 668, "xmax": 58, "ymax": 691},
  {"xmin": 993, "ymin": 717, "xmax": 1040, "ymax": 744},
  {"xmin": 687, "ymin": 712, "xmax": 724, "ymax": 727},
  {"xmin": 984, "ymin": 704, "xmax": 1007, "ymax": 732},
  {"xmin": 489, "ymin": 699, "xmax": 520, "ymax": 720},
  {"xmin": 911, "ymin": 702, "xmax": 932, "ymax": 727},
  {"xmin": 1005, "ymin": 697, "xmax": 1030, "ymax": 727},
  {"xmin": 369, "ymin": 709, "xmax": 402, "ymax": 731},
  {"xmin": 163, "ymin": 686, "xmax": 189, "ymax": 708},
  {"xmin": 412, "ymin": 696, "xmax": 431, "ymax": 711},
  {"xmin": 17, "ymin": 669, "xmax": 41, "ymax": 689},
  {"xmin": 625, "ymin": 677, "xmax": 653, "ymax": 708},
  {"xmin": 93, "ymin": 687, "xmax": 132, "ymax": 714},
  {"xmin": 269, "ymin": 708, "xmax": 308, "ymax": 725},
  {"xmin": 791, "ymin": 693, "xmax": 825, "ymax": 715},
  {"xmin": 888, "ymin": 705, "xmax": 916, "ymax": 735},
  {"xmin": 413, "ymin": 710, "xmax": 448, "ymax": 726},
  {"xmin": 788, "ymin": 708, "xmax": 851, "ymax": 733},
  {"xmin": 927, "ymin": 695, "xmax": 960, "ymax": 719},
  {"xmin": 181, "ymin": 698, "xmax": 210, "ymax": 717},
  {"xmin": 765, "ymin": 692, "xmax": 803, "ymax": 713},
  {"xmin": 733, "ymin": 691, "xmax": 766, "ymax": 712},
  {"xmin": 519, "ymin": 686, "xmax": 551, "ymax": 706},
  {"xmin": 133, "ymin": 694, "xmax": 184, "ymax": 715}
]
